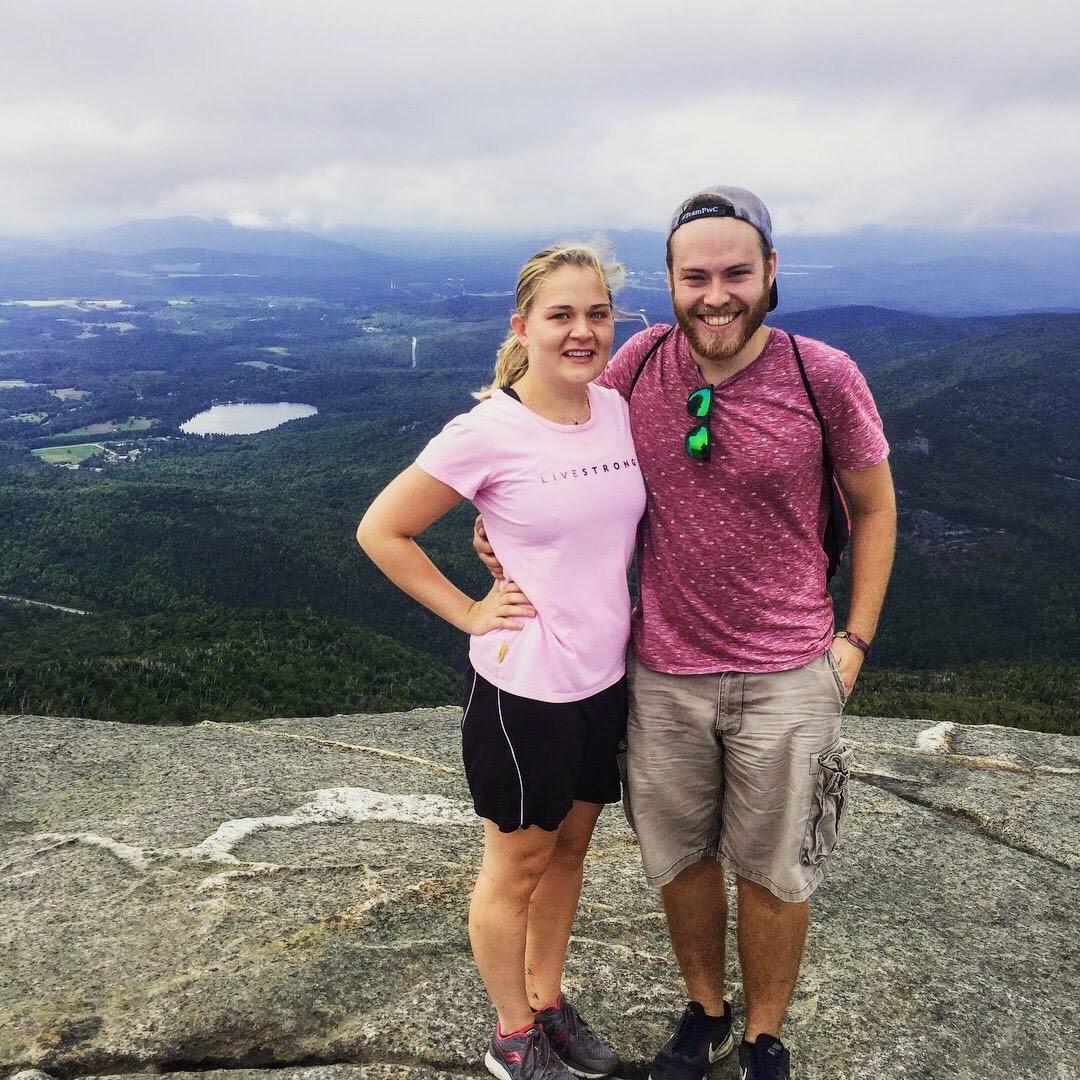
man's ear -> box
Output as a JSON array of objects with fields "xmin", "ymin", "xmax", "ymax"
[
  {"xmin": 767, "ymin": 249, "xmax": 778, "ymax": 287},
  {"xmin": 510, "ymin": 312, "xmax": 528, "ymax": 348}
]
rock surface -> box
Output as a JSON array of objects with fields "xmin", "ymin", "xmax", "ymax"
[{"xmin": 1, "ymin": 710, "xmax": 1078, "ymax": 1080}]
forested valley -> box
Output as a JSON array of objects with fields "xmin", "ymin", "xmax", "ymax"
[{"xmin": 1, "ymin": 242, "xmax": 1077, "ymax": 732}]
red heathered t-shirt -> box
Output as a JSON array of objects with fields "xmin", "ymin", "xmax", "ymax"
[{"xmin": 595, "ymin": 324, "xmax": 889, "ymax": 674}]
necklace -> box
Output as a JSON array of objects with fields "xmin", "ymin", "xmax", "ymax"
[{"xmin": 513, "ymin": 386, "xmax": 590, "ymax": 425}]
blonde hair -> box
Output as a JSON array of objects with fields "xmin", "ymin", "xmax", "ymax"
[{"xmin": 474, "ymin": 241, "xmax": 624, "ymax": 400}]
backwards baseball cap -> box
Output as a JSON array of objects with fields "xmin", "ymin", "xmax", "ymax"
[{"xmin": 668, "ymin": 186, "xmax": 778, "ymax": 311}]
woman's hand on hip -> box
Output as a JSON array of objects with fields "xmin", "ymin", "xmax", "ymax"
[{"xmin": 463, "ymin": 578, "xmax": 536, "ymax": 635}]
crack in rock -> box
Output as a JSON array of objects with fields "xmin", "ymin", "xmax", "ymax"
[
  {"xmin": 5, "ymin": 789, "xmax": 476, "ymax": 890},
  {"xmin": 847, "ymin": 738, "xmax": 1080, "ymax": 776},
  {"xmin": 193, "ymin": 863, "xmax": 292, "ymax": 893},
  {"xmin": 198, "ymin": 722, "xmax": 458, "ymax": 774},
  {"xmin": 5, "ymin": 832, "xmax": 154, "ymax": 872},
  {"xmin": 567, "ymin": 935, "xmax": 669, "ymax": 964},
  {"xmin": 31, "ymin": 1056, "xmax": 486, "ymax": 1080},
  {"xmin": 181, "ymin": 788, "xmax": 477, "ymax": 866},
  {"xmin": 854, "ymin": 772, "xmax": 1076, "ymax": 871}
]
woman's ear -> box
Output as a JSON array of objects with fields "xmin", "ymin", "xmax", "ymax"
[{"xmin": 510, "ymin": 312, "xmax": 528, "ymax": 349}]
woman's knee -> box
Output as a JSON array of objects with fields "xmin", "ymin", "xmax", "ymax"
[
  {"xmin": 550, "ymin": 829, "xmax": 590, "ymax": 869},
  {"xmin": 479, "ymin": 827, "xmax": 557, "ymax": 896},
  {"xmin": 551, "ymin": 803, "xmax": 602, "ymax": 867}
]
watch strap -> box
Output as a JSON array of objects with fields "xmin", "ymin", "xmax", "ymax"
[{"xmin": 834, "ymin": 630, "xmax": 871, "ymax": 655}]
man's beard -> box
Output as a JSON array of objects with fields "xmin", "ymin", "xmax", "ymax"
[{"xmin": 674, "ymin": 274, "xmax": 772, "ymax": 365}]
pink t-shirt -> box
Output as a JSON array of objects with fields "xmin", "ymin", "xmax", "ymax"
[
  {"xmin": 415, "ymin": 383, "xmax": 646, "ymax": 702},
  {"xmin": 596, "ymin": 325, "xmax": 889, "ymax": 674}
]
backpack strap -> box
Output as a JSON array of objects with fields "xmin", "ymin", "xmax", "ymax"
[
  {"xmin": 788, "ymin": 332, "xmax": 831, "ymax": 458},
  {"xmin": 627, "ymin": 326, "xmax": 675, "ymax": 399},
  {"xmin": 789, "ymin": 332, "xmax": 851, "ymax": 580}
]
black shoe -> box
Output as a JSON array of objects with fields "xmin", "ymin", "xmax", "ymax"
[
  {"xmin": 649, "ymin": 1000, "xmax": 734, "ymax": 1080},
  {"xmin": 738, "ymin": 1035, "xmax": 790, "ymax": 1080}
]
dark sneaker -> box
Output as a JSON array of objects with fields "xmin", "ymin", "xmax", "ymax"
[
  {"xmin": 485, "ymin": 1022, "xmax": 575, "ymax": 1080},
  {"xmin": 649, "ymin": 1000, "xmax": 734, "ymax": 1080},
  {"xmin": 535, "ymin": 992, "xmax": 619, "ymax": 1078},
  {"xmin": 738, "ymin": 1035, "xmax": 791, "ymax": 1080}
]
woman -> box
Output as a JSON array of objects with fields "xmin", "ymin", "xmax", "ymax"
[{"xmin": 356, "ymin": 244, "xmax": 644, "ymax": 1080}]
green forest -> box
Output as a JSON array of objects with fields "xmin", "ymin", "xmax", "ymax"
[
  {"xmin": 2, "ymin": 300, "xmax": 1077, "ymax": 733},
  {"xmin": 0, "ymin": 603, "xmax": 459, "ymax": 723}
]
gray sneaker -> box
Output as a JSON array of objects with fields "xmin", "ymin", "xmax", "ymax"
[
  {"xmin": 535, "ymin": 993, "xmax": 619, "ymax": 1078},
  {"xmin": 485, "ymin": 1022, "xmax": 575, "ymax": 1080}
]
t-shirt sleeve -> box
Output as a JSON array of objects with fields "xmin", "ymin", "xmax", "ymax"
[
  {"xmin": 819, "ymin": 354, "xmax": 890, "ymax": 470},
  {"xmin": 414, "ymin": 412, "xmax": 491, "ymax": 501},
  {"xmin": 595, "ymin": 325, "xmax": 671, "ymax": 399}
]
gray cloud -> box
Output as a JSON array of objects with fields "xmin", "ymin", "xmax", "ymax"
[{"xmin": 1, "ymin": 0, "xmax": 1078, "ymax": 233}]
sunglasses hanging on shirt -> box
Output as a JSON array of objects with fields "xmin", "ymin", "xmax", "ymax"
[{"xmin": 685, "ymin": 385, "xmax": 714, "ymax": 461}]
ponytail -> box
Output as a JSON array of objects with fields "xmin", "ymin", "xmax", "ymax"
[{"xmin": 476, "ymin": 333, "xmax": 529, "ymax": 399}]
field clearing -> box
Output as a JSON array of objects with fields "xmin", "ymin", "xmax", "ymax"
[
  {"xmin": 63, "ymin": 417, "xmax": 155, "ymax": 436},
  {"xmin": 32, "ymin": 442, "xmax": 106, "ymax": 465},
  {"xmin": 238, "ymin": 360, "xmax": 296, "ymax": 371}
]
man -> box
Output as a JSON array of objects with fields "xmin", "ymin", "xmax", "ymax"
[{"xmin": 478, "ymin": 187, "xmax": 896, "ymax": 1080}]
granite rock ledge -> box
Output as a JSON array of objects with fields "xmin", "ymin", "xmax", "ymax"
[{"xmin": 1, "ymin": 710, "xmax": 1077, "ymax": 1080}]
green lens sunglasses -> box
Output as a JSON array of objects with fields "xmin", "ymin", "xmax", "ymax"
[{"xmin": 685, "ymin": 385, "xmax": 714, "ymax": 461}]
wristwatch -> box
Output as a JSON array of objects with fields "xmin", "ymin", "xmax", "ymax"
[{"xmin": 833, "ymin": 629, "xmax": 871, "ymax": 655}]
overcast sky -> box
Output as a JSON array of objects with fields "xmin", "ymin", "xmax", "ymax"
[{"xmin": 2, "ymin": 0, "xmax": 1078, "ymax": 236}]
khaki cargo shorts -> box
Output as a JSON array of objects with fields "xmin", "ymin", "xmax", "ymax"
[{"xmin": 622, "ymin": 651, "xmax": 854, "ymax": 902}]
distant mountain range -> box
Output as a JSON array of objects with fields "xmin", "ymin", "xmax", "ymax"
[
  {"xmin": 60, "ymin": 217, "xmax": 371, "ymax": 260},
  {"xmin": 1, "ymin": 216, "xmax": 1078, "ymax": 315}
]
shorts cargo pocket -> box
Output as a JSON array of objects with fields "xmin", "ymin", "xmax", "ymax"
[
  {"xmin": 616, "ymin": 738, "xmax": 636, "ymax": 835},
  {"xmin": 800, "ymin": 741, "xmax": 855, "ymax": 866}
]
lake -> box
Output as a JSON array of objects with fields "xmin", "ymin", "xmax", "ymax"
[{"xmin": 180, "ymin": 402, "xmax": 318, "ymax": 436}]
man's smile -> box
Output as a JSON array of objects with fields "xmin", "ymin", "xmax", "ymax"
[{"xmin": 697, "ymin": 311, "xmax": 739, "ymax": 329}]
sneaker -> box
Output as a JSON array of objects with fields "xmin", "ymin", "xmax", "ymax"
[
  {"xmin": 738, "ymin": 1035, "xmax": 791, "ymax": 1080},
  {"xmin": 535, "ymin": 992, "xmax": 619, "ymax": 1078},
  {"xmin": 485, "ymin": 1022, "xmax": 575, "ymax": 1080},
  {"xmin": 649, "ymin": 1000, "xmax": 734, "ymax": 1080}
]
